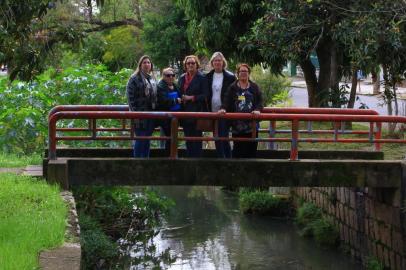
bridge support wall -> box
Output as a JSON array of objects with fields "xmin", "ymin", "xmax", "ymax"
[{"xmin": 292, "ymin": 161, "xmax": 406, "ymax": 270}]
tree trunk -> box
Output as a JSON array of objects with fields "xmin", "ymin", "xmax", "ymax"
[
  {"xmin": 382, "ymin": 65, "xmax": 396, "ymax": 135},
  {"xmin": 330, "ymin": 43, "xmax": 344, "ymax": 108},
  {"xmin": 371, "ymin": 70, "xmax": 380, "ymax": 95},
  {"xmin": 348, "ymin": 69, "xmax": 358, "ymax": 109},
  {"xmin": 300, "ymin": 59, "xmax": 318, "ymax": 107},
  {"xmin": 316, "ymin": 37, "xmax": 332, "ymax": 107}
]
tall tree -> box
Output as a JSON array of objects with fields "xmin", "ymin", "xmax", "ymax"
[
  {"xmin": 141, "ymin": 1, "xmax": 191, "ymax": 69},
  {"xmin": 0, "ymin": 0, "xmax": 143, "ymax": 80},
  {"xmin": 178, "ymin": 0, "xmax": 264, "ymax": 62}
]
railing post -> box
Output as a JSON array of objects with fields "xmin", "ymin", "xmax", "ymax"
[
  {"xmin": 307, "ymin": 121, "xmax": 312, "ymax": 133},
  {"xmin": 91, "ymin": 119, "xmax": 97, "ymax": 139},
  {"xmin": 290, "ymin": 119, "xmax": 299, "ymax": 161},
  {"xmin": 334, "ymin": 122, "xmax": 340, "ymax": 142},
  {"xmin": 268, "ymin": 120, "xmax": 276, "ymax": 150},
  {"xmin": 48, "ymin": 115, "xmax": 57, "ymax": 160},
  {"xmin": 251, "ymin": 120, "xmax": 257, "ymax": 138},
  {"xmin": 170, "ymin": 118, "xmax": 179, "ymax": 159},
  {"xmin": 375, "ymin": 122, "xmax": 382, "ymax": 151}
]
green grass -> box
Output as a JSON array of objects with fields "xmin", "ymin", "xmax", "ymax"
[
  {"xmin": 0, "ymin": 173, "xmax": 67, "ymax": 269},
  {"xmin": 259, "ymin": 121, "xmax": 406, "ymax": 159},
  {"xmin": 0, "ymin": 152, "xmax": 42, "ymax": 168}
]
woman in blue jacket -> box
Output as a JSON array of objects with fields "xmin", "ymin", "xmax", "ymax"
[{"xmin": 157, "ymin": 67, "xmax": 182, "ymax": 156}]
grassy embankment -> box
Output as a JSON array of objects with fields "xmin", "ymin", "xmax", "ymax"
[
  {"xmin": 0, "ymin": 152, "xmax": 42, "ymax": 168},
  {"xmin": 0, "ymin": 173, "xmax": 67, "ymax": 269}
]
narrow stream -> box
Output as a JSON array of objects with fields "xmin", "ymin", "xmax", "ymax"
[{"xmin": 130, "ymin": 186, "xmax": 361, "ymax": 270}]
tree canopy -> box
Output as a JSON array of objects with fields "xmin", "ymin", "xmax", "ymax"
[
  {"xmin": 141, "ymin": 1, "xmax": 191, "ymax": 69},
  {"xmin": 180, "ymin": 0, "xmax": 406, "ymax": 108}
]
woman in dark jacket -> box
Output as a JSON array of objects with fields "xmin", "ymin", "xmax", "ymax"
[
  {"xmin": 178, "ymin": 55, "xmax": 209, "ymax": 157},
  {"xmin": 126, "ymin": 55, "xmax": 157, "ymax": 157},
  {"xmin": 156, "ymin": 67, "xmax": 182, "ymax": 156},
  {"xmin": 206, "ymin": 52, "xmax": 236, "ymax": 158},
  {"xmin": 220, "ymin": 63, "xmax": 263, "ymax": 158}
]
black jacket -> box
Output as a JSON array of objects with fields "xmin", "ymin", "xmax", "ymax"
[
  {"xmin": 206, "ymin": 69, "xmax": 236, "ymax": 111},
  {"xmin": 156, "ymin": 79, "xmax": 181, "ymax": 111},
  {"xmin": 222, "ymin": 80, "xmax": 264, "ymax": 134},
  {"xmin": 126, "ymin": 72, "xmax": 156, "ymax": 129},
  {"xmin": 178, "ymin": 71, "xmax": 209, "ymax": 112},
  {"xmin": 222, "ymin": 80, "xmax": 264, "ymax": 113}
]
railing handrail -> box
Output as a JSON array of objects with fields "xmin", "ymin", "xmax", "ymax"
[
  {"xmin": 48, "ymin": 111, "xmax": 405, "ymax": 122},
  {"xmin": 48, "ymin": 105, "xmax": 380, "ymax": 119},
  {"xmin": 48, "ymin": 109, "xmax": 406, "ymax": 160}
]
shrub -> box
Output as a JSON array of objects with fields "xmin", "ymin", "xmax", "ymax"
[
  {"xmin": 366, "ymin": 257, "xmax": 384, "ymax": 270},
  {"xmin": 250, "ymin": 65, "xmax": 291, "ymax": 106},
  {"xmin": 311, "ymin": 218, "xmax": 339, "ymax": 246},
  {"xmin": 296, "ymin": 202, "xmax": 322, "ymax": 226},
  {"xmin": 79, "ymin": 214, "xmax": 118, "ymax": 269},
  {"xmin": 295, "ymin": 202, "xmax": 339, "ymax": 247},
  {"xmin": 239, "ymin": 189, "xmax": 291, "ymax": 216}
]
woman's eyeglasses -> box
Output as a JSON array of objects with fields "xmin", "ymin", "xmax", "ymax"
[
  {"xmin": 164, "ymin": 74, "xmax": 176, "ymax": 78},
  {"xmin": 186, "ymin": 62, "xmax": 196, "ymax": 65}
]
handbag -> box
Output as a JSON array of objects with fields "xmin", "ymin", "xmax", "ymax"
[
  {"xmin": 196, "ymin": 98, "xmax": 214, "ymax": 131},
  {"xmin": 196, "ymin": 119, "xmax": 214, "ymax": 131}
]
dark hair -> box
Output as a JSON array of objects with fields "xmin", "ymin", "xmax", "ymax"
[
  {"xmin": 134, "ymin": 55, "xmax": 153, "ymax": 75},
  {"xmin": 183, "ymin": 55, "xmax": 200, "ymax": 70}
]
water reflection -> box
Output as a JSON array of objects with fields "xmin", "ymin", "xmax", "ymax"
[{"xmin": 133, "ymin": 186, "xmax": 361, "ymax": 270}]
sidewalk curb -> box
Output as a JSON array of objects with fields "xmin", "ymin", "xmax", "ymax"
[{"xmin": 39, "ymin": 191, "xmax": 81, "ymax": 270}]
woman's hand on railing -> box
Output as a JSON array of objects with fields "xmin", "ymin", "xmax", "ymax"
[
  {"xmin": 252, "ymin": 110, "xmax": 261, "ymax": 115},
  {"xmin": 218, "ymin": 109, "xmax": 226, "ymax": 114}
]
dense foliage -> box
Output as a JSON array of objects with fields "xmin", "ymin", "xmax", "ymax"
[
  {"xmin": 74, "ymin": 186, "xmax": 175, "ymax": 269},
  {"xmin": 142, "ymin": 2, "xmax": 191, "ymax": 69},
  {"xmin": 250, "ymin": 65, "xmax": 291, "ymax": 106},
  {"xmin": 239, "ymin": 189, "xmax": 291, "ymax": 216},
  {"xmin": 0, "ymin": 64, "xmax": 131, "ymax": 154},
  {"xmin": 180, "ymin": 0, "xmax": 406, "ymax": 109},
  {"xmin": 296, "ymin": 202, "xmax": 339, "ymax": 246}
]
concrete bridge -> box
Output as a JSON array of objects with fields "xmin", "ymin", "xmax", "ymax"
[
  {"xmin": 45, "ymin": 105, "xmax": 406, "ymax": 190},
  {"xmin": 45, "ymin": 148, "xmax": 405, "ymax": 190},
  {"xmin": 43, "ymin": 105, "xmax": 406, "ymax": 270}
]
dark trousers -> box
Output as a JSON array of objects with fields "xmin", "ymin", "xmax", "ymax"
[
  {"xmin": 232, "ymin": 132, "xmax": 258, "ymax": 158},
  {"xmin": 159, "ymin": 120, "xmax": 171, "ymax": 156},
  {"xmin": 134, "ymin": 120, "xmax": 171, "ymax": 157},
  {"xmin": 182, "ymin": 123, "xmax": 203, "ymax": 158},
  {"xmin": 215, "ymin": 119, "xmax": 232, "ymax": 158},
  {"xmin": 134, "ymin": 120, "xmax": 155, "ymax": 157}
]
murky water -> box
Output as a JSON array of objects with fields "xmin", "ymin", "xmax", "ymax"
[{"xmin": 131, "ymin": 186, "xmax": 361, "ymax": 270}]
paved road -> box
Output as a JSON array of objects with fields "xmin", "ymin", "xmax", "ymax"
[{"xmin": 290, "ymin": 87, "xmax": 406, "ymax": 116}]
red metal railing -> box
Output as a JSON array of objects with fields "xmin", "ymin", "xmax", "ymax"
[
  {"xmin": 48, "ymin": 108, "xmax": 406, "ymax": 160},
  {"xmin": 48, "ymin": 105, "xmax": 382, "ymax": 147}
]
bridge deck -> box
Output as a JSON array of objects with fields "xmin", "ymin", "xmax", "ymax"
[{"xmin": 44, "ymin": 148, "xmax": 405, "ymax": 189}]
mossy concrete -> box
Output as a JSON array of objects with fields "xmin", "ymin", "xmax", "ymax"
[
  {"xmin": 44, "ymin": 147, "xmax": 385, "ymax": 159},
  {"xmin": 47, "ymin": 158, "xmax": 402, "ymax": 189}
]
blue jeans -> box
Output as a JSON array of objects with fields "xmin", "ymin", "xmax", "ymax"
[
  {"xmin": 134, "ymin": 120, "xmax": 155, "ymax": 157},
  {"xmin": 182, "ymin": 123, "xmax": 203, "ymax": 158},
  {"xmin": 215, "ymin": 119, "xmax": 231, "ymax": 158}
]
